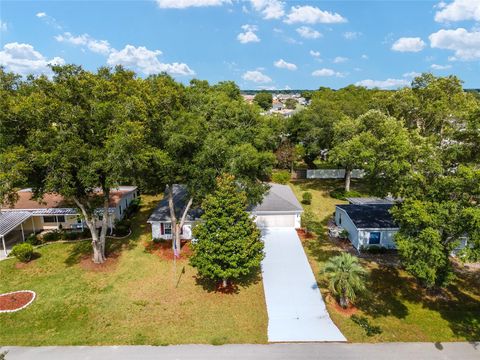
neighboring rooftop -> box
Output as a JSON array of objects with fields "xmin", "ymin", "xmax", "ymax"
[
  {"xmin": 251, "ymin": 183, "xmax": 303, "ymax": 213},
  {"xmin": 0, "ymin": 211, "xmax": 32, "ymax": 237},
  {"xmin": 4, "ymin": 187, "xmax": 137, "ymax": 210},
  {"xmin": 337, "ymin": 204, "xmax": 398, "ymax": 229}
]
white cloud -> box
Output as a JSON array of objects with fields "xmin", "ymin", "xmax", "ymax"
[
  {"xmin": 242, "ymin": 70, "xmax": 272, "ymax": 83},
  {"xmin": 35, "ymin": 12, "xmax": 62, "ymax": 30},
  {"xmin": 0, "ymin": 42, "xmax": 65, "ymax": 76},
  {"xmin": 107, "ymin": 45, "xmax": 194, "ymax": 76},
  {"xmin": 355, "ymin": 78, "xmax": 409, "ymax": 89},
  {"xmin": 312, "ymin": 68, "xmax": 344, "ymax": 77},
  {"xmin": 343, "ymin": 31, "xmax": 361, "ymax": 40},
  {"xmin": 333, "ymin": 56, "xmax": 348, "ymax": 63},
  {"xmin": 391, "ymin": 37, "xmax": 426, "ymax": 52},
  {"xmin": 284, "ymin": 5, "xmax": 347, "ymax": 24},
  {"xmin": 237, "ymin": 24, "xmax": 260, "ymax": 43},
  {"xmin": 296, "ymin": 26, "xmax": 322, "ymax": 39},
  {"xmin": 310, "ymin": 50, "xmax": 321, "ymax": 57},
  {"xmin": 431, "ymin": 63, "xmax": 452, "ymax": 70},
  {"xmin": 156, "ymin": 0, "xmax": 230, "ymax": 9},
  {"xmin": 0, "ymin": 20, "xmax": 7, "ymax": 32},
  {"xmin": 434, "ymin": 0, "xmax": 480, "ymax": 22},
  {"xmin": 274, "ymin": 59, "xmax": 297, "ymax": 70},
  {"xmin": 403, "ymin": 71, "xmax": 421, "ymax": 78},
  {"xmin": 250, "ymin": 0, "xmax": 285, "ymax": 20},
  {"xmin": 429, "ymin": 28, "xmax": 480, "ymax": 60},
  {"xmin": 361, "ymin": 54, "xmax": 369, "ymax": 59},
  {"xmin": 55, "ymin": 32, "xmax": 112, "ymax": 55}
]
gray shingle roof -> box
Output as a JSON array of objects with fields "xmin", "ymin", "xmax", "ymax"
[
  {"xmin": 337, "ymin": 204, "xmax": 398, "ymax": 229},
  {"xmin": 147, "ymin": 185, "xmax": 202, "ymax": 223},
  {"xmin": 0, "ymin": 211, "xmax": 32, "ymax": 237},
  {"xmin": 250, "ymin": 183, "xmax": 303, "ymax": 213}
]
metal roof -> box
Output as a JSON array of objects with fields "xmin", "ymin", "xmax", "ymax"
[
  {"xmin": 0, "ymin": 211, "xmax": 32, "ymax": 237},
  {"xmin": 346, "ymin": 197, "xmax": 395, "ymax": 205}
]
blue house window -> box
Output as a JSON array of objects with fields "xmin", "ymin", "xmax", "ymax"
[{"xmin": 369, "ymin": 232, "xmax": 381, "ymax": 245}]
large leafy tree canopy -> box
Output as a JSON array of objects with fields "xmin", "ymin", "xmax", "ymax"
[{"xmin": 0, "ymin": 66, "xmax": 278, "ymax": 262}]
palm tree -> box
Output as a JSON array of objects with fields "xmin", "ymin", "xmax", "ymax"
[{"xmin": 324, "ymin": 253, "xmax": 366, "ymax": 308}]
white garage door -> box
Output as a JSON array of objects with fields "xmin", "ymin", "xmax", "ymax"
[{"xmin": 256, "ymin": 214, "xmax": 295, "ymax": 228}]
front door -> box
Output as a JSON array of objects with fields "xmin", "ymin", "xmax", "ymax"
[{"xmin": 182, "ymin": 224, "xmax": 192, "ymax": 239}]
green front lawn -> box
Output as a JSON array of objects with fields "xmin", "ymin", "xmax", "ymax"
[
  {"xmin": 0, "ymin": 195, "xmax": 268, "ymax": 345},
  {"xmin": 291, "ymin": 180, "xmax": 480, "ymax": 342}
]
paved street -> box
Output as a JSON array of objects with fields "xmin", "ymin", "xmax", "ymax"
[{"xmin": 1, "ymin": 343, "xmax": 478, "ymax": 360}]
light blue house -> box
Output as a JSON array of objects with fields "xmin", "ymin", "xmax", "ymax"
[{"xmin": 334, "ymin": 201, "xmax": 399, "ymax": 251}]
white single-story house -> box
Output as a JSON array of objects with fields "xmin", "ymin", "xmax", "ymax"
[
  {"xmin": 335, "ymin": 202, "xmax": 399, "ymax": 250},
  {"xmin": 147, "ymin": 183, "xmax": 303, "ymax": 240},
  {"xmin": 0, "ymin": 186, "xmax": 138, "ymax": 257}
]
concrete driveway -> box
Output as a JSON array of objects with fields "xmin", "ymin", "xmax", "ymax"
[{"xmin": 261, "ymin": 228, "xmax": 346, "ymax": 342}]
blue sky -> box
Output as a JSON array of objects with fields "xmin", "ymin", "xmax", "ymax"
[{"xmin": 0, "ymin": 0, "xmax": 479, "ymax": 89}]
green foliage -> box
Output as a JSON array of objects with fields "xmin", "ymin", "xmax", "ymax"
[
  {"xmin": 324, "ymin": 253, "xmax": 367, "ymax": 308},
  {"xmin": 391, "ymin": 200, "xmax": 462, "ymax": 288},
  {"xmin": 253, "ymin": 92, "xmax": 273, "ymax": 110},
  {"xmin": 11, "ymin": 243, "xmax": 34, "ymax": 262},
  {"xmin": 271, "ymin": 170, "xmax": 291, "ymax": 184},
  {"xmin": 26, "ymin": 233, "xmax": 42, "ymax": 246},
  {"xmin": 42, "ymin": 230, "xmax": 63, "ymax": 242},
  {"xmin": 302, "ymin": 191, "xmax": 312, "ymax": 205},
  {"xmin": 190, "ymin": 174, "xmax": 264, "ymax": 285},
  {"xmin": 351, "ymin": 315, "xmax": 383, "ymax": 336},
  {"xmin": 361, "ymin": 245, "xmax": 387, "ymax": 254},
  {"xmin": 301, "ymin": 208, "xmax": 316, "ymax": 232},
  {"xmin": 284, "ymin": 98, "xmax": 297, "ymax": 110}
]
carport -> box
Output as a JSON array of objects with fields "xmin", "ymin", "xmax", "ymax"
[{"xmin": 0, "ymin": 211, "xmax": 32, "ymax": 258}]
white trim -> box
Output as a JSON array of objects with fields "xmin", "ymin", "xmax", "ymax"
[{"xmin": 0, "ymin": 290, "xmax": 36, "ymax": 313}]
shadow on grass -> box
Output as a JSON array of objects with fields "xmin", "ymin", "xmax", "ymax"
[
  {"xmin": 64, "ymin": 196, "xmax": 160, "ymax": 267},
  {"xmin": 194, "ymin": 267, "xmax": 263, "ymax": 295},
  {"xmin": 358, "ymin": 265, "xmax": 410, "ymax": 319}
]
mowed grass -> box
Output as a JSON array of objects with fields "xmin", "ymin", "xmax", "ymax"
[
  {"xmin": 0, "ymin": 195, "xmax": 268, "ymax": 345},
  {"xmin": 291, "ymin": 179, "xmax": 480, "ymax": 342}
]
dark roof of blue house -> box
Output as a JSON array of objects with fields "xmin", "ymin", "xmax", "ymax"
[{"xmin": 337, "ymin": 204, "xmax": 398, "ymax": 229}]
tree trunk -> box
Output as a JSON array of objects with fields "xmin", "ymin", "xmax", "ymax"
[
  {"xmin": 167, "ymin": 185, "xmax": 193, "ymax": 257},
  {"xmin": 222, "ymin": 278, "xmax": 228, "ymax": 288},
  {"xmin": 73, "ymin": 196, "xmax": 106, "ymax": 264},
  {"xmin": 339, "ymin": 292, "xmax": 349, "ymax": 309},
  {"xmin": 344, "ymin": 168, "xmax": 352, "ymax": 192}
]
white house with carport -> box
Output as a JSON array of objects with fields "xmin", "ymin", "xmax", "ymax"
[
  {"xmin": 0, "ymin": 186, "xmax": 138, "ymax": 259},
  {"xmin": 335, "ymin": 199, "xmax": 399, "ymax": 250},
  {"xmin": 147, "ymin": 183, "xmax": 303, "ymax": 240}
]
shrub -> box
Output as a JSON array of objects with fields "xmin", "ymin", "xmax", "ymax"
[
  {"xmin": 330, "ymin": 187, "xmax": 363, "ymax": 200},
  {"xmin": 340, "ymin": 229, "xmax": 349, "ymax": 239},
  {"xmin": 324, "ymin": 253, "xmax": 366, "ymax": 308},
  {"xmin": 363, "ymin": 245, "xmax": 387, "ymax": 254},
  {"xmin": 62, "ymin": 231, "xmax": 79, "ymax": 240},
  {"xmin": 351, "ymin": 315, "xmax": 382, "ymax": 336},
  {"xmin": 271, "ymin": 170, "xmax": 291, "ymax": 184},
  {"xmin": 42, "ymin": 230, "xmax": 63, "ymax": 242},
  {"xmin": 125, "ymin": 198, "xmax": 141, "ymax": 217},
  {"xmin": 302, "ymin": 191, "xmax": 312, "ymax": 205},
  {"xmin": 11, "ymin": 243, "xmax": 34, "ymax": 262},
  {"xmin": 26, "ymin": 233, "xmax": 42, "ymax": 246}
]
